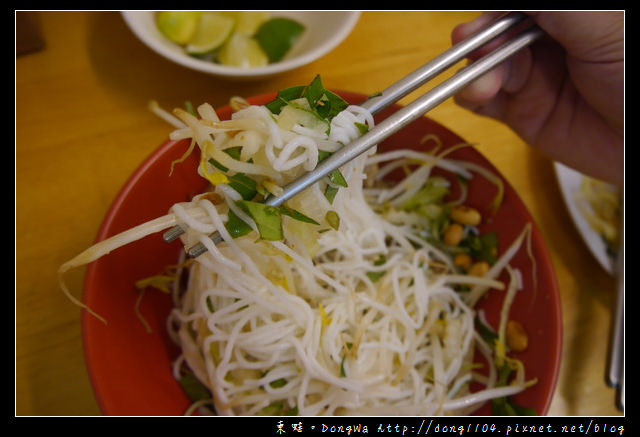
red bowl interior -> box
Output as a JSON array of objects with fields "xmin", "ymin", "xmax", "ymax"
[{"xmin": 82, "ymin": 92, "xmax": 562, "ymax": 416}]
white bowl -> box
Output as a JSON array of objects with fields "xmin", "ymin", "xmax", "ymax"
[{"xmin": 121, "ymin": 11, "xmax": 360, "ymax": 79}]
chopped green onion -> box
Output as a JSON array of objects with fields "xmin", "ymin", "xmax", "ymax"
[{"xmin": 325, "ymin": 210, "xmax": 340, "ymax": 230}]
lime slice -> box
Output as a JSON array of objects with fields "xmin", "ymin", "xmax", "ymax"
[
  {"xmin": 185, "ymin": 12, "xmax": 235, "ymax": 55},
  {"xmin": 255, "ymin": 17, "xmax": 305, "ymax": 62},
  {"xmin": 156, "ymin": 11, "xmax": 202, "ymax": 44},
  {"xmin": 217, "ymin": 32, "xmax": 269, "ymax": 68},
  {"xmin": 234, "ymin": 11, "xmax": 271, "ymax": 36},
  {"xmin": 218, "ymin": 11, "xmax": 271, "ymax": 36}
]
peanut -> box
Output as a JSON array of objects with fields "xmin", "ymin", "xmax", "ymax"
[
  {"xmin": 443, "ymin": 223, "xmax": 464, "ymax": 246},
  {"xmin": 450, "ymin": 205, "xmax": 482, "ymax": 226},
  {"xmin": 468, "ymin": 261, "xmax": 490, "ymax": 277},
  {"xmin": 453, "ymin": 253, "xmax": 472, "ymax": 271},
  {"xmin": 506, "ymin": 320, "xmax": 528, "ymax": 352}
]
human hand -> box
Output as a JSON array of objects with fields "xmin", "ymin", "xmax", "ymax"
[{"xmin": 452, "ymin": 11, "xmax": 624, "ymax": 186}]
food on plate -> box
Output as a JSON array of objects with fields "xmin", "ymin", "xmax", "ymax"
[
  {"xmin": 60, "ymin": 76, "xmax": 538, "ymax": 416},
  {"xmin": 574, "ymin": 176, "xmax": 622, "ymax": 259},
  {"xmin": 156, "ymin": 11, "xmax": 305, "ymax": 68}
]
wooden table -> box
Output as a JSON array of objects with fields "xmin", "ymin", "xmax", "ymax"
[{"xmin": 16, "ymin": 11, "xmax": 622, "ymax": 416}]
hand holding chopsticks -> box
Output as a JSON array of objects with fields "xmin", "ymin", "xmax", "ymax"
[{"xmin": 164, "ymin": 11, "xmax": 544, "ymax": 257}]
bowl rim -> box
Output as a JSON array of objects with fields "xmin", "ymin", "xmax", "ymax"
[
  {"xmin": 83, "ymin": 91, "xmax": 562, "ymax": 416},
  {"xmin": 121, "ymin": 11, "xmax": 361, "ymax": 78}
]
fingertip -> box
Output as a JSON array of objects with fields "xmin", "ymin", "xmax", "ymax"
[
  {"xmin": 451, "ymin": 14, "xmax": 486, "ymax": 46},
  {"xmin": 456, "ymin": 67, "xmax": 504, "ymax": 105},
  {"xmin": 452, "ymin": 12, "xmax": 518, "ymax": 68}
]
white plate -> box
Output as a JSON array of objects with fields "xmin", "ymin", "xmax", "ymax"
[{"xmin": 554, "ymin": 162, "xmax": 616, "ymax": 274}]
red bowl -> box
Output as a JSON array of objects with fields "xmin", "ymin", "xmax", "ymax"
[{"xmin": 82, "ymin": 92, "xmax": 562, "ymax": 416}]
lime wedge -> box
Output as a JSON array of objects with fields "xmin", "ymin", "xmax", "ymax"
[
  {"xmin": 234, "ymin": 11, "xmax": 271, "ymax": 36},
  {"xmin": 185, "ymin": 12, "xmax": 235, "ymax": 55},
  {"xmin": 217, "ymin": 32, "xmax": 269, "ymax": 68},
  {"xmin": 156, "ymin": 11, "xmax": 202, "ymax": 44},
  {"xmin": 255, "ymin": 17, "xmax": 305, "ymax": 62}
]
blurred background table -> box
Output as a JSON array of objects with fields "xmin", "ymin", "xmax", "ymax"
[{"xmin": 16, "ymin": 10, "xmax": 621, "ymax": 416}]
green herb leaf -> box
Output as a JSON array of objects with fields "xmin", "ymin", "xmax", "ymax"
[
  {"xmin": 365, "ymin": 254, "xmax": 387, "ymax": 282},
  {"xmin": 207, "ymin": 158, "xmax": 257, "ymax": 200},
  {"xmin": 255, "ymin": 17, "xmax": 305, "ymax": 63},
  {"xmin": 461, "ymin": 231, "xmax": 499, "ymax": 265},
  {"xmin": 490, "ymin": 363, "xmax": 537, "ymax": 416},
  {"xmin": 324, "ymin": 185, "xmax": 339, "ymax": 204},
  {"xmin": 269, "ymin": 378, "xmax": 288, "ymax": 388},
  {"xmin": 208, "ymin": 157, "xmax": 228, "ymax": 172},
  {"xmin": 318, "ymin": 151, "xmax": 348, "ymax": 202},
  {"xmin": 284, "ymin": 406, "xmax": 299, "ymax": 416},
  {"xmin": 304, "ymin": 75, "xmax": 349, "ymax": 120},
  {"xmin": 329, "ymin": 169, "xmax": 348, "ymax": 187},
  {"xmin": 280, "ymin": 205, "xmax": 320, "ymax": 225},
  {"xmin": 237, "ymin": 200, "xmax": 283, "ymax": 241},
  {"xmin": 225, "ymin": 209, "xmax": 253, "ymax": 239},
  {"xmin": 223, "ymin": 146, "xmax": 242, "ymax": 160},
  {"xmin": 475, "ymin": 318, "xmax": 498, "ymax": 345},
  {"xmin": 265, "ymin": 75, "xmax": 348, "ymax": 123},
  {"xmin": 318, "ymin": 150, "xmax": 332, "ymax": 162},
  {"xmin": 178, "ymin": 372, "xmax": 212, "ymax": 402},
  {"xmin": 205, "ymin": 296, "xmax": 215, "ymax": 313},
  {"xmin": 260, "ymin": 400, "xmax": 285, "ymax": 415},
  {"xmin": 185, "ymin": 100, "xmax": 197, "ymax": 116},
  {"xmin": 208, "ymin": 147, "xmax": 242, "ymax": 172},
  {"xmin": 265, "ymin": 86, "xmax": 306, "ymax": 114},
  {"xmin": 227, "ymin": 173, "xmax": 258, "ymax": 201},
  {"xmin": 354, "ymin": 121, "xmax": 369, "ymax": 134},
  {"xmin": 365, "ymin": 270, "xmax": 386, "ymax": 282}
]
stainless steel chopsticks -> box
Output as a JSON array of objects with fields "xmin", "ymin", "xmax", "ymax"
[
  {"xmin": 165, "ymin": 12, "xmax": 544, "ymax": 258},
  {"xmin": 607, "ymin": 210, "xmax": 624, "ymax": 411}
]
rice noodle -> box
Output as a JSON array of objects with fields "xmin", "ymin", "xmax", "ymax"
[{"xmin": 59, "ymin": 96, "xmax": 536, "ymax": 416}]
